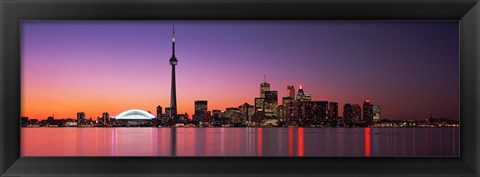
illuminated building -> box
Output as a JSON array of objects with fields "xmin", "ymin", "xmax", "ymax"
[
  {"xmin": 264, "ymin": 91, "xmax": 278, "ymax": 117},
  {"xmin": 373, "ymin": 105, "xmax": 381, "ymax": 123},
  {"xmin": 363, "ymin": 100, "xmax": 374, "ymax": 125},
  {"xmin": 254, "ymin": 98, "xmax": 265, "ymax": 112},
  {"xmin": 212, "ymin": 110, "xmax": 222, "ymax": 118},
  {"xmin": 303, "ymin": 93, "xmax": 312, "ymax": 101},
  {"xmin": 226, "ymin": 107, "xmax": 243, "ymax": 125},
  {"xmin": 113, "ymin": 109, "xmax": 155, "ymax": 120},
  {"xmin": 282, "ymin": 96, "xmax": 293, "ymax": 106},
  {"xmin": 192, "ymin": 100, "xmax": 209, "ymax": 124},
  {"xmin": 277, "ymin": 105, "xmax": 286, "ymax": 122},
  {"xmin": 239, "ymin": 103, "xmax": 254, "ymax": 123},
  {"xmin": 343, "ymin": 104, "xmax": 353, "ymax": 127},
  {"xmin": 260, "ymin": 81, "xmax": 270, "ymax": 98},
  {"xmin": 77, "ymin": 112, "xmax": 85, "ymax": 122},
  {"xmin": 328, "ymin": 102, "xmax": 339, "ymax": 126},
  {"xmin": 287, "ymin": 85, "xmax": 295, "ymax": 99},
  {"xmin": 352, "ymin": 104, "xmax": 362, "ymax": 124},
  {"xmin": 102, "ymin": 112, "xmax": 109, "ymax": 123},
  {"xmin": 194, "ymin": 100, "xmax": 208, "ymax": 116},
  {"xmin": 296, "ymin": 85, "xmax": 311, "ymax": 101},
  {"xmin": 317, "ymin": 101, "xmax": 329, "ymax": 126},
  {"xmin": 303, "ymin": 101, "xmax": 320, "ymax": 126},
  {"xmin": 165, "ymin": 107, "xmax": 171, "ymax": 116},
  {"xmin": 169, "ymin": 25, "xmax": 178, "ymax": 119},
  {"xmin": 156, "ymin": 105, "xmax": 162, "ymax": 118},
  {"xmin": 296, "ymin": 86, "xmax": 305, "ymax": 101}
]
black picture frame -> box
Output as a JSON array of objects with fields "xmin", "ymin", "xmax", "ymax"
[{"xmin": 1, "ymin": 0, "xmax": 479, "ymax": 176}]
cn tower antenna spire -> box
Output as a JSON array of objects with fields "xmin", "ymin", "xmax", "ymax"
[{"xmin": 169, "ymin": 24, "xmax": 178, "ymax": 120}]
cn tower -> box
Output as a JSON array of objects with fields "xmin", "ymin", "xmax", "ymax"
[{"xmin": 169, "ymin": 25, "xmax": 178, "ymax": 119}]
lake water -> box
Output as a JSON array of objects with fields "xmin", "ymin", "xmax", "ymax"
[{"xmin": 21, "ymin": 127, "xmax": 459, "ymax": 156}]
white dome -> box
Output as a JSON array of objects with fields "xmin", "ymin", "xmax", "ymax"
[{"xmin": 114, "ymin": 109, "xmax": 155, "ymax": 120}]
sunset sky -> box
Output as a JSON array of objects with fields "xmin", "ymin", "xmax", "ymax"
[{"xmin": 21, "ymin": 21, "xmax": 459, "ymax": 120}]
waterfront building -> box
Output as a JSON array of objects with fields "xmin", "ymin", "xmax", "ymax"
[
  {"xmin": 373, "ymin": 105, "xmax": 381, "ymax": 123},
  {"xmin": 328, "ymin": 102, "xmax": 339, "ymax": 126},
  {"xmin": 363, "ymin": 100, "xmax": 374, "ymax": 125},
  {"xmin": 77, "ymin": 112, "xmax": 85, "ymax": 123},
  {"xmin": 287, "ymin": 85, "xmax": 295, "ymax": 99},
  {"xmin": 102, "ymin": 112, "xmax": 110, "ymax": 123},
  {"xmin": 343, "ymin": 104, "xmax": 353, "ymax": 127},
  {"xmin": 264, "ymin": 91, "xmax": 278, "ymax": 117},
  {"xmin": 156, "ymin": 105, "xmax": 162, "ymax": 118},
  {"xmin": 254, "ymin": 97, "xmax": 265, "ymax": 112},
  {"xmin": 260, "ymin": 83, "xmax": 270, "ymax": 98},
  {"xmin": 352, "ymin": 104, "xmax": 362, "ymax": 125}
]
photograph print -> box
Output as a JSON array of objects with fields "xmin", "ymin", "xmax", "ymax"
[{"xmin": 20, "ymin": 21, "xmax": 459, "ymax": 157}]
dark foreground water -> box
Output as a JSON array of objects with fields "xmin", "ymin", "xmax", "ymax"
[{"xmin": 21, "ymin": 127, "xmax": 459, "ymax": 156}]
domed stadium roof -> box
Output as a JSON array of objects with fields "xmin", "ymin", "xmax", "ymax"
[{"xmin": 114, "ymin": 109, "xmax": 155, "ymax": 120}]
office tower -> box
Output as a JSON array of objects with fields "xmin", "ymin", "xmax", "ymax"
[
  {"xmin": 47, "ymin": 116, "xmax": 54, "ymax": 125},
  {"xmin": 303, "ymin": 93, "xmax": 312, "ymax": 101},
  {"xmin": 373, "ymin": 105, "xmax": 381, "ymax": 123},
  {"xmin": 260, "ymin": 81, "xmax": 270, "ymax": 98},
  {"xmin": 352, "ymin": 104, "xmax": 362, "ymax": 124},
  {"xmin": 165, "ymin": 107, "xmax": 172, "ymax": 116},
  {"xmin": 156, "ymin": 105, "xmax": 162, "ymax": 118},
  {"xmin": 247, "ymin": 105, "xmax": 255, "ymax": 119},
  {"xmin": 343, "ymin": 104, "xmax": 353, "ymax": 127},
  {"xmin": 254, "ymin": 97, "xmax": 265, "ymax": 112},
  {"xmin": 169, "ymin": 25, "xmax": 178, "ymax": 119},
  {"xmin": 296, "ymin": 86, "xmax": 305, "ymax": 101},
  {"xmin": 303, "ymin": 101, "xmax": 319, "ymax": 126},
  {"xmin": 328, "ymin": 102, "xmax": 339, "ymax": 126},
  {"xmin": 277, "ymin": 105, "xmax": 286, "ymax": 122},
  {"xmin": 194, "ymin": 100, "xmax": 208, "ymax": 116},
  {"xmin": 264, "ymin": 91, "xmax": 278, "ymax": 117},
  {"xmin": 282, "ymin": 96, "xmax": 294, "ymax": 106},
  {"xmin": 363, "ymin": 100, "xmax": 374, "ymax": 125},
  {"xmin": 212, "ymin": 110, "xmax": 222, "ymax": 119},
  {"xmin": 287, "ymin": 85, "xmax": 295, "ymax": 99},
  {"xmin": 77, "ymin": 112, "xmax": 85, "ymax": 121},
  {"xmin": 318, "ymin": 101, "xmax": 329, "ymax": 126},
  {"xmin": 102, "ymin": 112, "xmax": 109, "ymax": 123}
]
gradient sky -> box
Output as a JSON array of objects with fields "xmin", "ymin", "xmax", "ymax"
[{"xmin": 21, "ymin": 21, "xmax": 459, "ymax": 120}]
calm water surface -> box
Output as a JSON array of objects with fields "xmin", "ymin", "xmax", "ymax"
[{"xmin": 21, "ymin": 127, "xmax": 459, "ymax": 156}]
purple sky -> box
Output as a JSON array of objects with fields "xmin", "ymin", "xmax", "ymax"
[{"xmin": 21, "ymin": 21, "xmax": 459, "ymax": 120}]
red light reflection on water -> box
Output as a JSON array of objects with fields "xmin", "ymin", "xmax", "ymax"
[
  {"xmin": 257, "ymin": 128, "xmax": 263, "ymax": 156},
  {"xmin": 298, "ymin": 127, "xmax": 304, "ymax": 156},
  {"xmin": 288, "ymin": 128, "xmax": 293, "ymax": 156},
  {"xmin": 365, "ymin": 127, "xmax": 371, "ymax": 156}
]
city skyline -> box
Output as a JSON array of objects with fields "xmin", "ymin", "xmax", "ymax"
[{"xmin": 21, "ymin": 21, "xmax": 459, "ymax": 120}]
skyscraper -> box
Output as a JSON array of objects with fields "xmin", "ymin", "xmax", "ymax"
[
  {"xmin": 254, "ymin": 97, "xmax": 265, "ymax": 112},
  {"xmin": 343, "ymin": 104, "xmax": 353, "ymax": 127},
  {"xmin": 77, "ymin": 112, "xmax": 85, "ymax": 121},
  {"xmin": 194, "ymin": 100, "xmax": 209, "ymax": 123},
  {"xmin": 373, "ymin": 105, "xmax": 381, "ymax": 123},
  {"xmin": 287, "ymin": 85, "xmax": 295, "ymax": 99},
  {"xmin": 352, "ymin": 104, "xmax": 362, "ymax": 124},
  {"xmin": 260, "ymin": 76, "xmax": 270, "ymax": 98},
  {"xmin": 102, "ymin": 112, "xmax": 109, "ymax": 123},
  {"xmin": 169, "ymin": 25, "xmax": 178, "ymax": 119},
  {"xmin": 194, "ymin": 100, "xmax": 208, "ymax": 117},
  {"xmin": 156, "ymin": 105, "xmax": 162, "ymax": 118},
  {"xmin": 264, "ymin": 90, "xmax": 278, "ymax": 117},
  {"xmin": 328, "ymin": 102, "xmax": 339, "ymax": 126},
  {"xmin": 296, "ymin": 86, "xmax": 305, "ymax": 101},
  {"xmin": 363, "ymin": 99, "xmax": 374, "ymax": 125}
]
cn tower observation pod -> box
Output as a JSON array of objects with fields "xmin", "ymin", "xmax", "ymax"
[{"xmin": 113, "ymin": 109, "xmax": 155, "ymax": 120}]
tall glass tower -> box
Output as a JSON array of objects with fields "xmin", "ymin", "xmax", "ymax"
[{"xmin": 169, "ymin": 25, "xmax": 178, "ymax": 119}]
